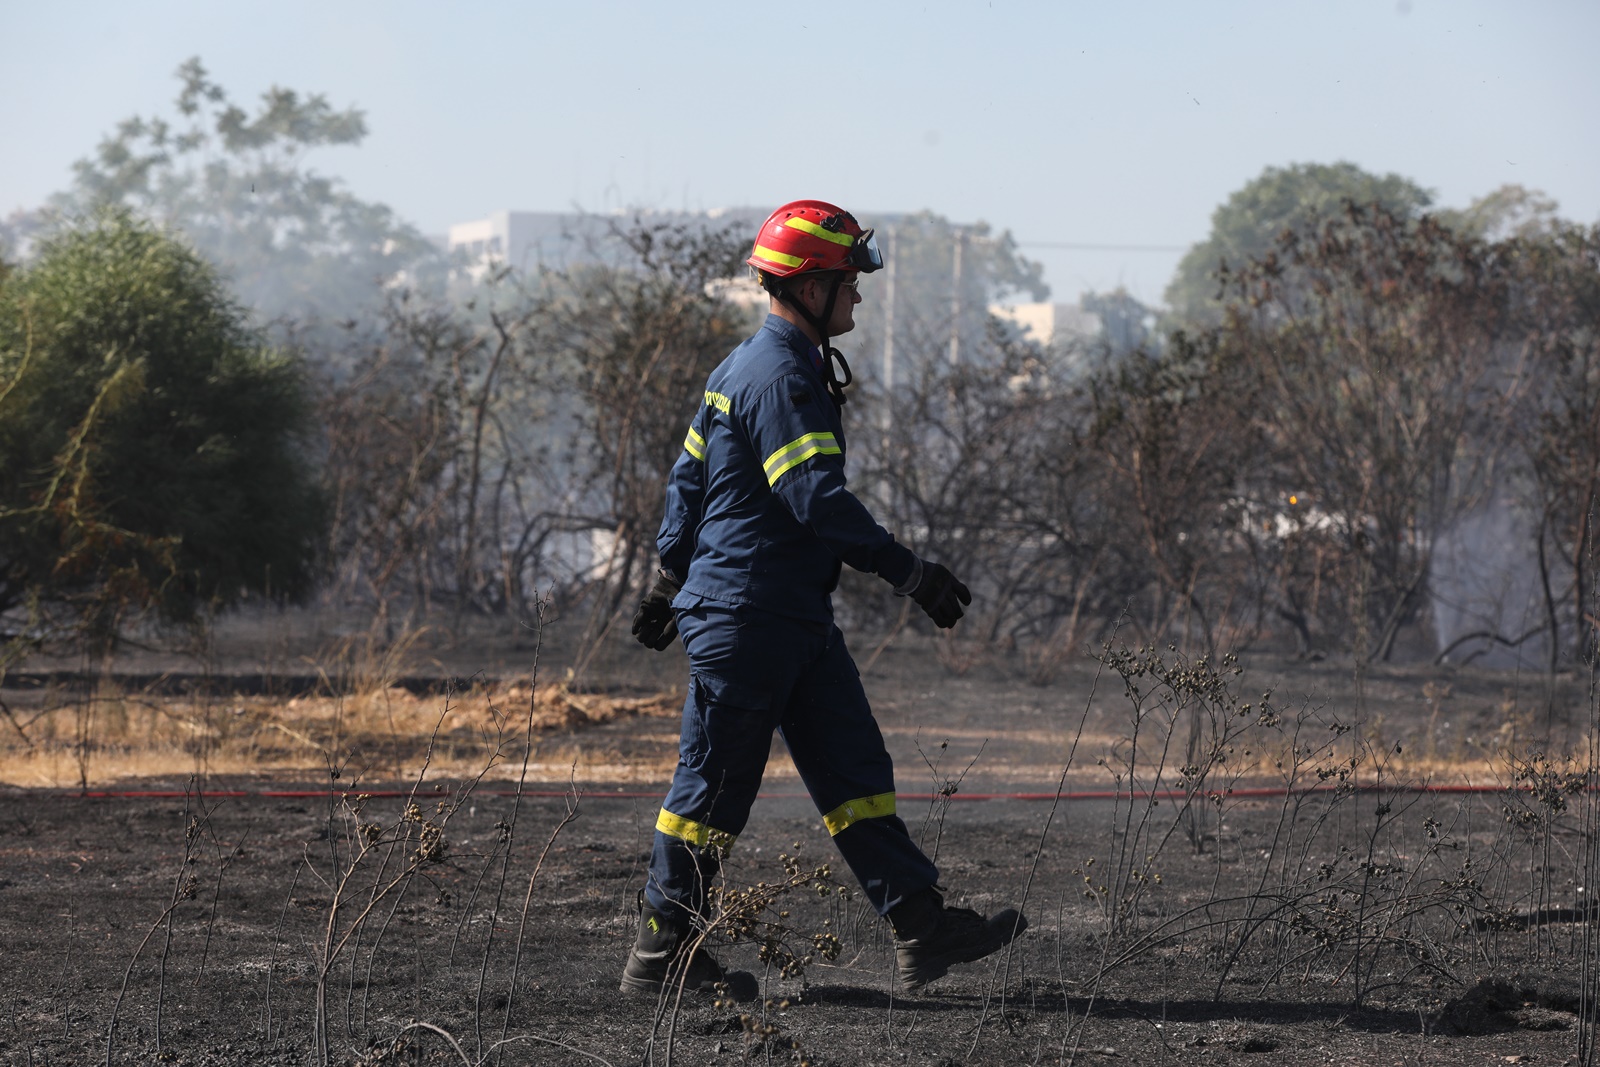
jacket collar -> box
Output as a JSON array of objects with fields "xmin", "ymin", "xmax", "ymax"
[{"xmin": 762, "ymin": 314, "xmax": 824, "ymax": 375}]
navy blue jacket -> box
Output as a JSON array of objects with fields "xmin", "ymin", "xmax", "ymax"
[{"xmin": 659, "ymin": 315, "xmax": 916, "ymax": 623}]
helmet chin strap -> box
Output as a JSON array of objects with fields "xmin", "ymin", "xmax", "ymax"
[{"xmin": 774, "ymin": 274, "xmax": 852, "ymax": 408}]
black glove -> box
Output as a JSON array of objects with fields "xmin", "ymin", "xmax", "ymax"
[
  {"xmin": 630, "ymin": 569, "xmax": 682, "ymax": 651},
  {"xmin": 902, "ymin": 560, "xmax": 971, "ymax": 629}
]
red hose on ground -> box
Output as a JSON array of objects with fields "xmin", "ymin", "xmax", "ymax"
[{"xmin": 47, "ymin": 782, "xmax": 1592, "ymax": 801}]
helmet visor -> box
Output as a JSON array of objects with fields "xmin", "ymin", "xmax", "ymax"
[{"xmin": 848, "ymin": 229, "xmax": 884, "ymax": 273}]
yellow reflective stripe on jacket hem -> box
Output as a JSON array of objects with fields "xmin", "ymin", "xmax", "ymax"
[
  {"xmin": 656, "ymin": 808, "xmax": 737, "ymax": 853},
  {"xmin": 752, "ymin": 244, "xmax": 804, "ymax": 268},
  {"xmin": 762, "ymin": 432, "xmax": 841, "ymax": 486},
  {"xmin": 821, "ymin": 792, "xmax": 897, "ymax": 836},
  {"xmin": 684, "ymin": 427, "xmax": 706, "ymax": 461},
  {"xmin": 784, "ymin": 217, "xmax": 855, "ymax": 247}
]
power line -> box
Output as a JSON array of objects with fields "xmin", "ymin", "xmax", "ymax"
[{"xmin": 1017, "ymin": 241, "xmax": 1189, "ymax": 252}]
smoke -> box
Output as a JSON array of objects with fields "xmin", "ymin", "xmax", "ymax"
[{"xmin": 1430, "ymin": 489, "xmax": 1548, "ymax": 668}]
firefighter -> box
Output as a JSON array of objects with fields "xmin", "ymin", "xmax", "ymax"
[{"xmin": 621, "ymin": 200, "xmax": 1027, "ymax": 1001}]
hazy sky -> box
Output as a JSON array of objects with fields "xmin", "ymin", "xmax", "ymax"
[{"xmin": 3, "ymin": 1, "xmax": 1595, "ymax": 306}]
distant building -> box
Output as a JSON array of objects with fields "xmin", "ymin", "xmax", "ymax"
[
  {"xmin": 988, "ymin": 301, "xmax": 1103, "ymax": 347},
  {"xmin": 446, "ymin": 207, "xmax": 770, "ymax": 282},
  {"xmin": 443, "ymin": 207, "xmax": 775, "ymax": 580},
  {"xmin": 446, "ymin": 211, "xmax": 605, "ymax": 281}
]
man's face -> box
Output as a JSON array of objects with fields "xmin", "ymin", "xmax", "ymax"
[{"xmin": 800, "ymin": 272, "xmax": 861, "ymax": 337}]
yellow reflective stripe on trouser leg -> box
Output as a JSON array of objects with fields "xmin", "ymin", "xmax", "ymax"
[
  {"xmin": 762, "ymin": 432, "xmax": 841, "ymax": 486},
  {"xmin": 683, "ymin": 427, "xmax": 706, "ymax": 461},
  {"xmin": 656, "ymin": 808, "xmax": 737, "ymax": 854},
  {"xmin": 821, "ymin": 792, "xmax": 897, "ymax": 836}
]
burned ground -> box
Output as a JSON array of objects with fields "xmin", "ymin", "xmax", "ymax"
[{"xmin": 1, "ymin": 625, "xmax": 1596, "ymax": 1065}]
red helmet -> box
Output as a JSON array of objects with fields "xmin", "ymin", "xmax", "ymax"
[{"xmin": 746, "ymin": 200, "xmax": 884, "ymax": 279}]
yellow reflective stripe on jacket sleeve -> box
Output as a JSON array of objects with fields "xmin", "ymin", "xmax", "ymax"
[
  {"xmin": 656, "ymin": 808, "xmax": 737, "ymax": 853},
  {"xmin": 784, "ymin": 217, "xmax": 855, "ymax": 247},
  {"xmin": 762, "ymin": 432, "xmax": 841, "ymax": 486},
  {"xmin": 684, "ymin": 427, "xmax": 706, "ymax": 461},
  {"xmin": 752, "ymin": 244, "xmax": 804, "ymax": 268},
  {"xmin": 821, "ymin": 792, "xmax": 897, "ymax": 836}
]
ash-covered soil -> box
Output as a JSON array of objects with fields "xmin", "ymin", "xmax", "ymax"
[
  {"xmin": 0, "ymin": 784, "xmax": 1590, "ymax": 1066},
  {"xmin": 2, "ymin": 619, "xmax": 1595, "ymax": 1064}
]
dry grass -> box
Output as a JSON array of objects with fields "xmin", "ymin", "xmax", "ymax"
[
  {"xmin": 0, "ymin": 680, "xmax": 681, "ymax": 788},
  {"xmin": 881, "ymin": 712, "xmax": 1570, "ymax": 788},
  {"xmin": 1, "ymin": 675, "xmax": 1577, "ymax": 791}
]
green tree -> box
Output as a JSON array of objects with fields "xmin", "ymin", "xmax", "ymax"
[
  {"xmin": 0, "ymin": 212, "xmax": 323, "ymax": 646},
  {"xmin": 1165, "ymin": 162, "xmax": 1434, "ymax": 324},
  {"xmin": 53, "ymin": 57, "xmax": 440, "ymax": 327}
]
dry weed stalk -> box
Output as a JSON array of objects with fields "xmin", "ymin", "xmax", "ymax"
[
  {"xmin": 913, "ymin": 733, "xmax": 986, "ymax": 864},
  {"xmin": 105, "ymin": 786, "xmax": 203, "ymax": 1066},
  {"xmin": 1013, "ymin": 635, "xmax": 1600, "ymax": 1067},
  {"xmin": 301, "ymin": 681, "xmax": 516, "ymax": 1065},
  {"xmin": 643, "ymin": 847, "xmax": 847, "ymax": 1067}
]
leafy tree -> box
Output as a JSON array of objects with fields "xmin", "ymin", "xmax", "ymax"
[
  {"xmin": 53, "ymin": 57, "xmax": 440, "ymax": 327},
  {"xmin": 1165, "ymin": 162, "xmax": 1434, "ymax": 324},
  {"xmin": 0, "ymin": 212, "xmax": 323, "ymax": 646}
]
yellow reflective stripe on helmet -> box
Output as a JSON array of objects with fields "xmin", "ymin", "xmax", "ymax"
[
  {"xmin": 656, "ymin": 808, "xmax": 737, "ymax": 853},
  {"xmin": 784, "ymin": 217, "xmax": 855, "ymax": 247},
  {"xmin": 684, "ymin": 427, "xmax": 706, "ymax": 461},
  {"xmin": 752, "ymin": 244, "xmax": 805, "ymax": 268},
  {"xmin": 821, "ymin": 792, "xmax": 897, "ymax": 836},
  {"xmin": 762, "ymin": 432, "xmax": 841, "ymax": 486}
]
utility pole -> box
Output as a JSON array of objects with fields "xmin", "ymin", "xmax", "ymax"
[
  {"xmin": 878, "ymin": 227, "xmax": 898, "ymax": 519},
  {"xmin": 949, "ymin": 229, "xmax": 964, "ymax": 367},
  {"xmin": 882, "ymin": 226, "xmax": 897, "ymax": 396}
]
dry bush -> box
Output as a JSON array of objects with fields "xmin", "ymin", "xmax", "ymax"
[{"xmin": 1216, "ymin": 204, "xmax": 1522, "ymax": 663}]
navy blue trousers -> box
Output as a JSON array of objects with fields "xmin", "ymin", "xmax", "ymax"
[{"xmin": 644, "ymin": 604, "xmax": 939, "ymax": 922}]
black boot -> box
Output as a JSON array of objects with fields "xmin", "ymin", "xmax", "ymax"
[
  {"xmin": 620, "ymin": 898, "xmax": 758, "ymax": 1002},
  {"xmin": 889, "ymin": 888, "xmax": 1028, "ymax": 991}
]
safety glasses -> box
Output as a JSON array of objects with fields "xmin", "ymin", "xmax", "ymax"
[{"xmin": 801, "ymin": 274, "xmax": 859, "ymax": 296}]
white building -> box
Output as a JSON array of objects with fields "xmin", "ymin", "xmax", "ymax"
[
  {"xmin": 446, "ymin": 207, "xmax": 770, "ymax": 281},
  {"xmin": 988, "ymin": 301, "xmax": 1103, "ymax": 347},
  {"xmin": 446, "ymin": 211, "xmax": 615, "ymax": 280}
]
